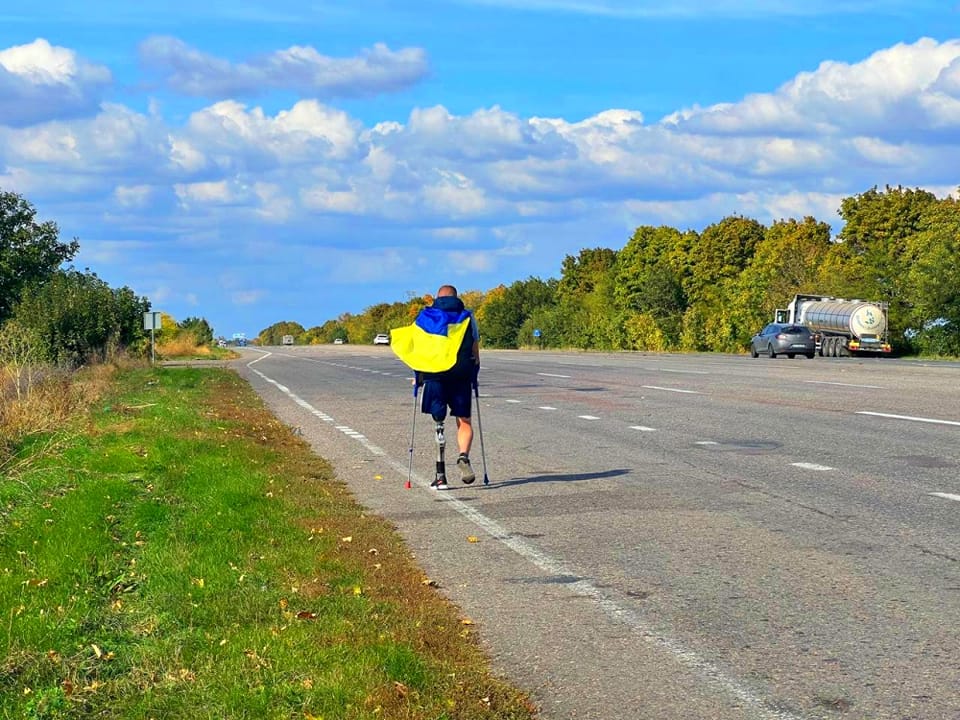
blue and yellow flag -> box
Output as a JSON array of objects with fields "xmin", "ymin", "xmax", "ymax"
[{"xmin": 390, "ymin": 307, "xmax": 472, "ymax": 373}]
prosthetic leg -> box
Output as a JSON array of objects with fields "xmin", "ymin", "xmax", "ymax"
[{"xmin": 430, "ymin": 419, "xmax": 448, "ymax": 488}]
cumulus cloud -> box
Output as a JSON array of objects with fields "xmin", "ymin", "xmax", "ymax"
[
  {"xmin": 139, "ymin": 36, "xmax": 429, "ymax": 98},
  {"xmin": 0, "ymin": 39, "xmax": 112, "ymax": 127},
  {"xmin": 666, "ymin": 38, "xmax": 960, "ymax": 140}
]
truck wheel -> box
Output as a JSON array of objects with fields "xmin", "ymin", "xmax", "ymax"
[
  {"xmin": 787, "ymin": 353, "xmax": 796, "ymax": 359},
  {"xmin": 767, "ymin": 344, "xmax": 777, "ymax": 359},
  {"xmin": 806, "ymin": 352, "xmax": 815, "ymax": 359}
]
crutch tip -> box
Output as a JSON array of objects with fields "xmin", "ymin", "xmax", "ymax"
[{"xmin": 404, "ymin": 480, "xmax": 412, "ymax": 489}]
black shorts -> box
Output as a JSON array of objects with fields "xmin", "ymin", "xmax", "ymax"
[{"xmin": 421, "ymin": 377, "xmax": 471, "ymax": 421}]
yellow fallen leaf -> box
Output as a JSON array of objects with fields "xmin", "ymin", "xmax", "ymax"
[
  {"xmin": 353, "ymin": 586, "xmax": 363, "ymax": 595},
  {"xmin": 341, "ymin": 536, "xmax": 352, "ymax": 543},
  {"xmin": 279, "ymin": 598, "xmax": 289, "ymax": 610},
  {"xmin": 467, "ymin": 536, "xmax": 479, "ymax": 543},
  {"xmin": 461, "ymin": 618, "xmax": 474, "ymax": 625},
  {"xmin": 374, "ymin": 474, "xmax": 383, "ymax": 481}
]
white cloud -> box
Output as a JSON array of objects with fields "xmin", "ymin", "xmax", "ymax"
[
  {"xmin": 0, "ymin": 39, "xmax": 111, "ymax": 126},
  {"xmin": 139, "ymin": 36, "xmax": 429, "ymax": 98},
  {"xmin": 115, "ymin": 184, "xmax": 153, "ymax": 207},
  {"xmin": 231, "ymin": 289, "xmax": 266, "ymax": 305},
  {"xmin": 667, "ymin": 38, "xmax": 960, "ymax": 139}
]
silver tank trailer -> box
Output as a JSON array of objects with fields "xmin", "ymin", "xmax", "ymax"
[{"xmin": 797, "ymin": 300, "xmax": 886, "ymax": 339}]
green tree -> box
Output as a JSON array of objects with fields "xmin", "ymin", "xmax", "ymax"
[
  {"xmin": 178, "ymin": 317, "xmax": 214, "ymax": 345},
  {"xmin": 828, "ymin": 185, "xmax": 939, "ymax": 346},
  {"xmin": 553, "ymin": 248, "xmax": 619, "ymax": 349},
  {"xmin": 904, "ymin": 197, "xmax": 960, "ymax": 355},
  {"xmin": 12, "ymin": 269, "xmax": 149, "ymax": 365},
  {"xmin": 684, "ymin": 216, "xmax": 765, "ymax": 305},
  {"xmin": 0, "ymin": 190, "xmax": 80, "ymax": 323},
  {"xmin": 615, "ymin": 226, "xmax": 689, "ymax": 348},
  {"xmin": 732, "ymin": 217, "xmax": 833, "ymax": 343},
  {"xmin": 477, "ymin": 277, "xmax": 557, "ymax": 348},
  {"xmin": 680, "ymin": 216, "xmax": 765, "ymax": 351}
]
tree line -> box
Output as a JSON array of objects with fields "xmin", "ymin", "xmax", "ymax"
[
  {"xmin": 0, "ymin": 190, "xmax": 214, "ymax": 367},
  {"xmin": 264, "ymin": 185, "xmax": 960, "ymax": 357}
]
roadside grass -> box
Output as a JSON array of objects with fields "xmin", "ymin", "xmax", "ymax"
[{"xmin": 0, "ymin": 366, "xmax": 537, "ymax": 719}]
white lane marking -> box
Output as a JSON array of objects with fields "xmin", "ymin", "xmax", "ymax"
[
  {"xmin": 660, "ymin": 368, "xmax": 709, "ymax": 375},
  {"xmin": 538, "ymin": 406, "xmax": 558, "ymax": 410},
  {"xmin": 578, "ymin": 415, "xmax": 600, "ymax": 420},
  {"xmin": 695, "ymin": 441, "xmax": 718, "ymax": 446},
  {"xmin": 930, "ymin": 492, "xmax": 960, "ymax": 503},
  {"xmin": 247, "ymin": 360, "xmax": 803, "ymax": 720},
  {"xmin": 538, "ymin": 372, "xmax": 571, "ymax": 378},
  {"xmin": 791, "ymin": 462, "xmax": 834, "ymax": 471},
  {"xmin": 630, "ymin": 426, "xmax": 657, "ymax": 432},
  {"xmin": 642, "ymin": 385, "xmax": 701, "ymax": 394},
  {"xmin": 856, "ymin": 411, "xmax": 960, "ymax": 428},
  {"xmin": 805, "ymin": 380, "xmax": 885, "ymax": 389},
  {"xmin": 505, "ymin": 399, "xmax": 522, "ymax": 404}
]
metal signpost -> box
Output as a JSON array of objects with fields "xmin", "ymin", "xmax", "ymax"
[{"xmin": 143, "ymin": 311, "xmax": 161, "ymax": 364}]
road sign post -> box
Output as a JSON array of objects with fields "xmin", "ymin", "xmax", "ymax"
[{"xmin": 143, "ymin": 311, "xmax": 162, "ymax": 364}]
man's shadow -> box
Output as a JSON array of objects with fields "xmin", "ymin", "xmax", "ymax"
[{"xmin": 482, "ymin": 468, "xmax": 629, "ymax": 489}]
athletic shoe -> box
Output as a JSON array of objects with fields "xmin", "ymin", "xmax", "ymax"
[
  {"xmin": 457, "ymin": 454, "xmax": 476, "ymax": 484},
  {"xmin": 430, "ymin": 476, "xmax": 449, "ymax": 490}
]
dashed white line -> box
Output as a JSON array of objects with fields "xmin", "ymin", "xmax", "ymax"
[
  {"xmin": 629, "ymin": 426, "xmax": 657, "ymax": 432},
  {"xmin": 538, "ymin": 372, "xmax": 571, "ymax": 378},
  {"xmin": 578, "ymin": 415, "xmax": 600, "ymax": 420},
  {"xmin": 791, "ymin": 462, "xmax": 834, "ymax": 471},
  {"xmin": 505, "ymin": 399, "xmax": 522, "ymax": 404},
  {"xmin": 856, "ymin": 411, "xmax": 960, "ymax": 427},
  {"xmin": 660, "ymin": 368, "xmax": 709, "ymax": 375},
  {"xmin": 695, "ymin": 441, "xmax": 718, "ymax": 446},
  {"xmin": 806, "ymin": 380, "xmax": 885, "ymax": 389},
  {"xmin": 538, "ymin": 406, "xmax": 558, "ymax": 411},
  {"xmin": 642, "ymin": 385, "xmax": 701, "ymax": 394},
  {"xmin": 930, "ymin": 492, "xmax": 960, "ymax": 503}
]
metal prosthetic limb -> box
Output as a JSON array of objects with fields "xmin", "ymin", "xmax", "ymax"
[{"xmin": 434, "ymin": 420, "xmax": 447, "ymax": 484}]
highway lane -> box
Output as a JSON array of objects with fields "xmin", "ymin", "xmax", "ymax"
[{"xmin": 236, "ymin": 347, "xmax": 960, "ymax": 720}]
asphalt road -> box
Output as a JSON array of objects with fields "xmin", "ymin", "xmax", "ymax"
[{"xmin": 235, "ymin": 347, "xmax": 960, "ymax": 720}]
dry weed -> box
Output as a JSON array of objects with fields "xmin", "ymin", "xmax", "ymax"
[
  {"xmin": 157, "ymin": 331, "xmax": 211, "ymax": 358},
  {"xmin": 0, "ymin": 361, "xmax": 121, "ymax": 474}
]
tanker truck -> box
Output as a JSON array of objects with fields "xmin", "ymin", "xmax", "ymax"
[{"xmin": 774, "ymin": 294, "xmax": 891, "ymax": 357}]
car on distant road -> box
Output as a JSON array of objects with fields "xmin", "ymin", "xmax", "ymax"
[
  {"xmin": 373, "ymin": 333, "xmax": 390, "ymax": 345},
  {"xmin": 333, "ymin": 338, "xmax": 345, "ymax": 345},
  {"xmin": 750, "ymin": 323, "xmax": 816, "ymax": 359}
]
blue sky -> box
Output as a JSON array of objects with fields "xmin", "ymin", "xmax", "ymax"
[{"xmin": 1, "ymin": 1, "xmax": 958, "ymax": 339}]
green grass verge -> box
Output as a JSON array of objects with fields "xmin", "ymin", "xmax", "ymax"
[{"xmin": 0, "ymin": 367, "xmax": 537, "ymax": 720}]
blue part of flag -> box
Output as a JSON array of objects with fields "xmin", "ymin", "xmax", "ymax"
[{"xmin": 415, "ymin": 306, "xmax": 472, "ymax": 335}]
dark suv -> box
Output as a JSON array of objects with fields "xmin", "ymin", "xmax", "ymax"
[{"xmin": 750, "ymin": 324, "xmax": 816, "ymax": 359}]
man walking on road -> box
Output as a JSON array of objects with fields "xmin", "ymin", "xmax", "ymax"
[{"xmin": 393, "ymin": 284, "xmax": 480, "ymax": 488}]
